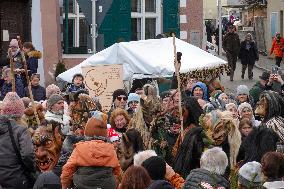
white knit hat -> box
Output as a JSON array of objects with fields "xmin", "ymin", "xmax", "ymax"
[
  {"xmin": 238, "ymin": 102, "xmax": 252, "ymax": 114},
  {"xmin": 237, "ymin": 85, "xmax": 249, "ymax": 96},
  {"xmin": 238, "ymin": 161, "xmax": 262, "ymax": 187}
]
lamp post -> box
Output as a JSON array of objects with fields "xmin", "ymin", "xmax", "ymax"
[{"xmin": 217, "ymin": 0, "xmax": 222, "ymax": 56}]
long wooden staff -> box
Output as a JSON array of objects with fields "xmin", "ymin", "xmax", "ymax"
[
  {"xmin": 21, "ymin": 51, "xmax": 41, "ymax": 126},
  {"xmin": 172, "ymin": 34, "xmax": 184, "ymax": 141},
  {"xmin": 8, "ymin": 50, "xmax": 16, "ymax": 92}
]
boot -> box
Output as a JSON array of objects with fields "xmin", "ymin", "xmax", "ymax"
[{"xmin": 230, "ymin": 72, "xmax": 234, "ymax": 81}]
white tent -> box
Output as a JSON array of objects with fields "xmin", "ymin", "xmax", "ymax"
[{"xmin": 57, "ymin": 37, "xmax": 227, "ymax": 83}]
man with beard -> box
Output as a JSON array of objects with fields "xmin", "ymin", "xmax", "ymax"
[
  {"xmin": 32, "ymin": 120, "xmax": 64, "ymax": 189},
  {"xmin": 45, "ymin": 94, "xmax": 70, "ymax": 135}
]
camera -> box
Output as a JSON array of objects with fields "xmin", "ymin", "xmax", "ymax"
[{"xmin": 271, "ymin": 66, "xmax": 280, "ymax": 75}]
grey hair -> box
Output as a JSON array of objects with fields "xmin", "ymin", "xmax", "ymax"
[
  {"xmin": 133, "ymin": 150, "xmax": 157, "ymax": 166},
  {"xmin": 200, "ymin": 147, "xmax": 228, "ymax": 175}
]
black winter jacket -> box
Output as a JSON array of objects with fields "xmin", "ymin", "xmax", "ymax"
[
  {"xmin": 173, "ymin": 127, "xmax": 205, "ymax": 178},
  {"xmin": 0, "ymin": 118, "xmax": 36, "ymax": 189},
  {"xmin": 183, "ymin": 168, "xmax": 229, "ymax": 189},
  {"xmin": 25, "ymin": 85, "xmax": 46, "ymax": 102},
  {"xmin": 242, "ymin": 125, "xmax": 279, "ymax": 164},
  {"xmin": 239, "ymin": 40, "xmax": 259, "ymax": 65},
  {"xmin": 222, "ymin": 32, "xmax": 240, "ymax": 55}
]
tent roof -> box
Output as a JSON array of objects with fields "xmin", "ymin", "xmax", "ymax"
[{"xmin": 57, "ymin": 37, "xmax": 227, "ymax": 82}]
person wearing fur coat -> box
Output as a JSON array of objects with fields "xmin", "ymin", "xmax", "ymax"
[{"xmin": 22, "ymin": 42, "xmax": 42, "ymax": 75}]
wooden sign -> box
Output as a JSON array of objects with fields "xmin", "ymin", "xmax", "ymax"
[{"xmin": 82, "ymin": 64, "xmax": 123, "ymax": 112}]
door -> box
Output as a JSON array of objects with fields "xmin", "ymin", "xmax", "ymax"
[
  {"xmin": 0, "ymin": 0, "xmax": 31, "ymax": 58},
  {"xmin": 163, "ymin": 0, "xmax": 180, "ymax": 37}
]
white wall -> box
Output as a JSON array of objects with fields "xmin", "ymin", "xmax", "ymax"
[{"xmin": 31, "ymin": 0, "xmax": 45, "ymax": 86}]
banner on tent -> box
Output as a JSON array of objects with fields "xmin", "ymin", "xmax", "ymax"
[{"xmin": 82, "ymin": 64, "xmax": 123, "ymax": 112}]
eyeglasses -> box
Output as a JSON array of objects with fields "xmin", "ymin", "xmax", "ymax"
[{"xmin": 117, "ymin": 96, "xmax": 127, "ymax": 101}]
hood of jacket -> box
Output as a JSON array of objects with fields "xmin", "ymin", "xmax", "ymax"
[
  {"xmin": 73, "ymin": 140, "xmax": 120, "ymax": 168},
  {"xmin": 191, "ymin": 82, "xmax": 209, "ymax": 101},
  {"xmin": 28, "ymin": 50, "xmax": 42, "ymax": 59}
]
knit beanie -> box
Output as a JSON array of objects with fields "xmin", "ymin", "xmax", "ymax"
[
  {"xmin": 2, "ymin": 92, "xmax": 25, "ymax": 118},
  {"xmin": 238, "ymin": 102, "xmax": 252, "ymax": 114},
  {"xmin": 84, "ymin": 111, "xmax": 108, "ymax": 137},
  {"xmin": 47, "ymin": 94, "xmax": 64, "ymax": 110},
  {"xmin": 9, "ymin": 39, "xmax": 19, "ymax": 47},
  {"xmin": 237, "ymin": 85, "xmax": 249, "ymax": 96},
  {"xmin": 142, "ymin": 156, "xmax": 166, "ymax": 180},
  {"xmin": 112, "ymin": 89, "xmax": 127, "ymax": 102},
  {"xmin": 46, "ymin": 84, "xmax": 61, "ymax": 99},
  {"xmin": 225, "ymin": 103, "xmax": 237, "ymax": 111},
  {"xmin": 127, "ymin": 93, "xmax": 140, "ymax": 104},
  {"xmin": 147, "ymin": 180, "xmax": 174, "ymax": 189},
  {"xmin": 238, "ymin": 161, "xmax": 262, "ymax": 187}
]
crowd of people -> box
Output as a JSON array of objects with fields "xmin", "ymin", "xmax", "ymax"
[{"xmin": 0, "ymin": 37, "xmax": 284, "ymax": 189}]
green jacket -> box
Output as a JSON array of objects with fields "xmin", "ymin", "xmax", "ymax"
[{"xmin": 249, "ymin": 81, "xmax": 266, "ymax": 104}]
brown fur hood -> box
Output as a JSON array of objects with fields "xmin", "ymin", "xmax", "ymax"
[{"xmin": 28, "ymin": 50, "xmax": 42, "ymax": 59}]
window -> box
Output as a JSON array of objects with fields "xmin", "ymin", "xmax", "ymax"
[
  {"xmin": 63, "ymin": 0, "xmax": 90, "ymax": 54},
  {"xmin": 131, "ymin": 0, "xmax": 161, "ymax": 41}
]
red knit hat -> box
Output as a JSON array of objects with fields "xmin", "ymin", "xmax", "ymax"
[
  {"xmin": 2, "ymin": 92, "xmax": 25, "ymax": 118},
  {"xmin": 84, "ymin": 112, "xmax": 108, "ymax": 137}
]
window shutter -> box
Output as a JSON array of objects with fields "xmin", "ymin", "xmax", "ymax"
[
  {"xmin": 98, "ymin": 0, "xmax": 131, "ymax": 50},
  {"xmin": 163, "ymin": 0, "xmax": 180, "ymax": 37}
]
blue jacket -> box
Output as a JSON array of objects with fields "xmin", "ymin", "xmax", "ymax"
[
  {"xmin": 66, "ymin": 83, "xmax": 86, "ymax": 93},
  {"xmin": 25, "ymin": 85, "xmax": 46, "ymax": 102},
  {"xmin": 1, "ymin": 75, "xmax": 25, "ymax": 99},
  {"xmin": 26, "ymin": 50, "xmax": 42, "ymax": 75}
]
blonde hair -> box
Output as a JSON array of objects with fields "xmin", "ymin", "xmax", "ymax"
[{"xmin": 110, "ymin": 108, "xmax": 131, "ymax": 128}]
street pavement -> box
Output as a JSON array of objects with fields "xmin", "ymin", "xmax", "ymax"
[{"xmin": 219, "ymin": 54, "xmax": 284, "ymax": 94}]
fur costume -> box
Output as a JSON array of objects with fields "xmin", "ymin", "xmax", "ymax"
[
  {"xmin": 23, "ymin": 103, "xmax": 45, "ymax": 134},
  {"xmin": 131, "ymin": 83, "xmax": 161, "ymax": 149},
  {"xmin": 255, "ymin": 90, "xmax": 284, "ymax": 141},
  {"xmin": 69, "ymin": 91, "xmax": 97, "ymax": 133},
  {"xmin": 116, "ymin": 129, "xmax": 144, "ymax": 171},
  {"xmin": 200, "ymin": 110, "xmax": 242, "ymax": 169},
  {"xmin": 140, "ymin": 84, "xmax": 161, "ymax": 127},
  {"xmin": 173, "ymin": 126, "xmax": 206, "ymax": 178}
]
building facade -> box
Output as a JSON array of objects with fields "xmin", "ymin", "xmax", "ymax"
[
  {"xmin": 0, "ymin": 0, "xmax": 203, "ymax": 86},
  {"xmin": 267, "ymin": 0, "xmax": 284, "ymax": 54}
]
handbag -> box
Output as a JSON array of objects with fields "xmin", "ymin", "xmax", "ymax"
[{"xmin": 7, "ymin": 121, "xmax": 36, "ymax": 187}]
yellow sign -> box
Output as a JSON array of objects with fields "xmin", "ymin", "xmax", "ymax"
[{"xmin": 82, "ymin": 64, "xmax": 123, "ymax": 112}]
